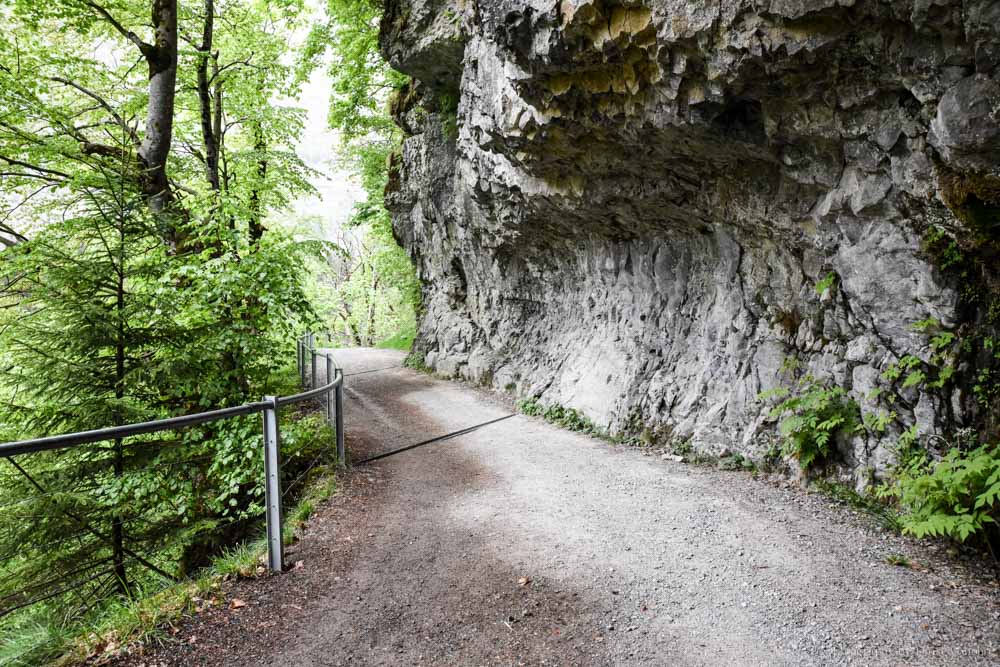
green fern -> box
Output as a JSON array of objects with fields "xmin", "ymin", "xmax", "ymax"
[
  {"xmin": 889, "ymin": 444, "xmax": 1000, "ymax": 543},
  {"xmin": 760, "ymin": 378, "xmax": 860, "ymax": 471}
]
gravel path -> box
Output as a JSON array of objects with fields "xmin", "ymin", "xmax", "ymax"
[{"xmin": 119, "ymin": 348, "xmax": 1000, "ymax": 666}]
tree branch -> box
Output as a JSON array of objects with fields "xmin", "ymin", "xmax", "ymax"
[
  {"xmin": 80, "ymin": 0, "xmax": 152, "ymax": 54},
  {"xmin": 81, "ymin": 142, "xmax": 129, "ymax": 159},
  {"xmin": 50, "ymin": 77, "xmax": 140, "ymax": 147},
  {"xmin": 208, "ymin": 55, "xmax": 256, "ymax": 84},
  {"xmin": 0, "ymin": 156, "xmax": 71, "ymax": 180}
]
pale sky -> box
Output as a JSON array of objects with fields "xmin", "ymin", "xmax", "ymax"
[{"xmin": 290, "ymin": 37, "xmax": 367, "ymax": 243}]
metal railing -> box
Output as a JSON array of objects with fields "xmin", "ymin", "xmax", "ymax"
[{"xmin": 0, "ymin": 334, "xmax": 344, "ymax": 606}]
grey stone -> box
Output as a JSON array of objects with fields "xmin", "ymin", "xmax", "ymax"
[
  {"xmin": 930, "ymin": 75, "xmax": 1000, "ymax": 172},
  {"xmin": 382, "ymin": 0, "xmax": 997, "ymax": 477}
]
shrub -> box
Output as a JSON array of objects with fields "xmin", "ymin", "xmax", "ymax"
[
  {"xmin": 760, "ymin": 378, "xmax": 860, "ymax": 470},
  {"xmin": 887, "ymin": 443, "xmax": 1000, "ymax": 545},
  {"xmin": 404, "ymin": 351, "xmax": 430, "ymax": 372}
]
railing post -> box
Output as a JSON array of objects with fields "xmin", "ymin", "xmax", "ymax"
[
  {"xmin": 295, "ymin": 340, "xmax": 300, "ymax": 387},
  {"xmin": 325, "ymin": 355, "xmax": 334, "ymax": 424},
  {"xmin": 262, "ymin": 396, "xmax": 283, "ymax": 573},
  {"xmin": 336, "ymin": 368, "xmax": 345, "ymax": 466},
  {"xmin": 311, "ymin": 348, "xmax": 318, "ymax": 390},
  {"xmin": 299, "ymin": 337, "xmax": 307, "ymax": 389}
]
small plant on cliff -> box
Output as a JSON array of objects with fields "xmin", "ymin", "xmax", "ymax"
[
  {"xmin": 759, "ymin": 378, "xmax": 861, "ymax": 471},
  {"xmin": 518, "ymin": 398, "xmax": 543, "ymax": 417},
  {"xmin": 404, "ymin": 351, "xmax": 431, "ymax": 373},
  {"xmin": 718, "ymin": 452, "xmax": 756, "ymax": 472},
  {"xmin": 814, "ymin": 271, "xmax": 838, "ymax": 296}
]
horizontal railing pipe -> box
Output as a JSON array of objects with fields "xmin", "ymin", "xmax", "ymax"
[
  {"xmin": 1, "ymin": 340, "xmax": 344, "ymax": 459},
  {"xmin": 276, "ymin": 373, "xmax": 343, "ymax": 407},
  {"xmin": 0, "ymin": 401, "xmax": 271, "ymax": 458},
  {"xmin": 0, "ymin": 334, "xmax": 345, "ymax": 583}
]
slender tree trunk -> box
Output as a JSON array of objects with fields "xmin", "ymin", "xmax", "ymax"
[
  {"xmin": 213, "ymin": 55, "xmax": 225, "ymax": 191},
  {"xmin": 248, "ymin": 123, "xmax": 267, "ymax": 244},
  {"xmin": 339, "ymin": 302, "xmax": 364, "ymax": 347},
  {"xmin": 196, "ymin": 0, "xmax": 220, "ymax": 191},
  {"xmin": 366, "ymin": 268, "xmax": 380, "ymax": 346},
  {"xmin": 112, "ymin": 224, "xmax": 129, "ymax": 595},
  {"xmin": 137, "ymin": 0, "xmax": 179, "ymax": 218}
]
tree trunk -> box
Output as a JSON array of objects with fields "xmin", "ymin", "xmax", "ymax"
[
  {"xmin": 340, "ymin": 302, "xmax": 363, "ymax": 347},
  {"xmin": 137, "ymin": 0, "xmax": 179, "ymax": 216},
  {"xmin": 366, "ymin": 268, "xmax": 380, "ymax": 346},
  {"xmin": 213, "ymin": 56, "xmax": 224, "ymax": 184},
  {"xmin": 196, "ymin": 0, "xmax": 220, "ymax": 191},
  {"xmin": 248, "ymin": 122, "xmax": 267, "ymax": 244}
]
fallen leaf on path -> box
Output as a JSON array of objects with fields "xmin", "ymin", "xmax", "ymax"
[
  {"xmin": 293, "ymin": 560, "xmax": 305, "ymax": 570},
  {"xmin": 518, "ymin": 576, "xmax": 531, "ymax": 587},
  {"xmin": 230, "ymin": 599, "xmax": 247, "ymax": 610}
]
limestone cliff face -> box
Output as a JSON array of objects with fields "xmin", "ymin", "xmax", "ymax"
[{"xmin": 381, "ymin": 0, "xmax": 999, "ymax": 481}]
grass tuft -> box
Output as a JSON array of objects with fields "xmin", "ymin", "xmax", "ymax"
[
  {"xmin": 884, "ymin": 553, "xmax": 911, "ymax": 567},
  {"xmin": 813, "ymin": 480, "xmax": 903, "ymax": 533}
]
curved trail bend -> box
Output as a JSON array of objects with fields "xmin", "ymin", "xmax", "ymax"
[{"xmin": 125, "ymin": 348, "xmax": 999, "ymax": 666}]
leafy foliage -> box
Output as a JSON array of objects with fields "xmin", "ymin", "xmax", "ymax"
[
  {"xmin": 518, "ymin": 399, "xmax": 602, "ymax": 437},
  {"xmin": 300, "ymin": 0, "xmax": 421, "ymax": 348},
  {"xmin": 759, "ymin": 378, "xmax": 861, "ymax": 470},
  {"xmin": 920, "ymin": 226, "xmax": 1000, "ymax": 437},
  {"xmin": 885, "ymin": 443, "xmax": 1000, "ymax": 544},
  {"xmin": 814, "ymin": 271, "xmax": 838, "ymax": 296},
  {"xmin": 0, "ymin": 0, "xmax": 338, "ymax": 654},
  {"xmin": 861, "ymin": 316, "xmax": 1000, "ymax": 549}
]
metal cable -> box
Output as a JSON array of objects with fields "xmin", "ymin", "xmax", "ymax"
[{"xmin": 357, "ymin": 414, "xmax": 517, "ymax": 464}]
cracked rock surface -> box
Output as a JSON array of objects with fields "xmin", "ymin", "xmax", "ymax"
[{"xmin": 382, "ymin": 0, "xmax": 1000, "ymax": 480}]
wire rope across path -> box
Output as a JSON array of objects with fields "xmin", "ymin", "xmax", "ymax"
[
  {"xmin": 343, "ymin": 366, "xmax": 404, "ymax": 378},
  {"xmin": 357, "ymin": 414, "xmax": 517, "ymax": 464}
]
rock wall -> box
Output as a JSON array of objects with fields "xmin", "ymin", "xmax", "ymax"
[{"xmin": 381, "ymin": 0, "xmax": 1000, "ymax": 482}]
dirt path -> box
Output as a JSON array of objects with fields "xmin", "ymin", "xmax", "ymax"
[{"xmin": 120, "ymin": 348, "xmax": 999, "ymax": 666}]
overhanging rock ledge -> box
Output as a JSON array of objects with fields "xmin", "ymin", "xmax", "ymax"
[{"xmin": 381, "ymin": 0, "xmax": 1000, "ymax": 483}]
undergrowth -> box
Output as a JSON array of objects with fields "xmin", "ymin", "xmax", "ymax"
[
  {"xmin": 0, "ymin": 424, "xmax": 341, "ymax": 667},
  {"xmin": 517, "ymin": 399, "xmax": 612, "ymax": 442},
  {"xmin": 518, "ymin": 399, "xmax": 759, "ymax": 472},
  {"xmin": 813, "ymin": 480, "xmax": 902, "ymax": 533},
  {"xmin": 759, "ymin": 378, "xmax": 861, "ymax": 471},
  {"xmin": 881, "ymin": 443, "xmax": 1000, "ymax": 549},
  {"xmin": 403, "ymin": 351, "xmax": 431, "ymax": 374},
  {"xmin": 58, "ymin": 472, "xmax": 337, "ymax": 665}
]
